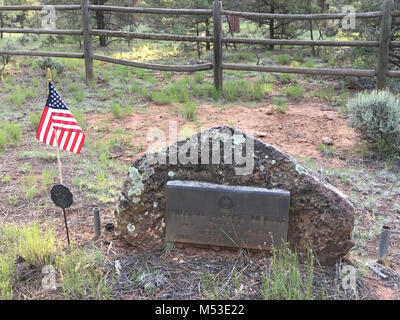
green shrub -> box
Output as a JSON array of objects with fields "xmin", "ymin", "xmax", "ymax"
[
  {"xmin": 272, "ymin": 97, "xmax": 288, "ymax": 113},
  {"xmin": 262, "ymin": 246, "xmax": 316, "ymax": 300},
  {"xmin": 29, "ymin": 113, "xmax": 41, "ymax": 129},
  {"xmin": 134, "ymin": 68, "xmax": 146, "ymax": 79},
  {"xmin": 304, "ymin": 59, "xmax": 315, "ymax": 68},
  {"xmin": 0, "ymin": 254, "xmax": 14, "ymax": 300},
  {"xmin": 281, "ymin": 85, "xmax": 305, "ymax": 100},
  {"xmin": 290, "ymin": 61, "xmax": 301, "ymax": 68},
  {"xmin": 194, "ymin": 72, "xmax": 204, "ymax": 84},
  {"xmin": 232, "ymin": 51, "xmax": 254, "ymax": 62},
  {"xmin": 347, "ymin": 90, "xmax": 400, "ymax": 155},
  {"xmin": 8, "ymin": 86, "xmax": 26, "ymax": 107},
  {"xmin": 191, "ymin": 83, "xmax": 210, "ymax": 98},
  {"xmin": 23, "ymin": 174, "xmax": 37, "ymax": 202},
  {"xmin": 181, "ymin": 101, "xmax": 197, "ymax": 120},
  {"xmin": 237, "ymin": 80, "xmax": 253, "ymax": 100},
  {"xmin": 166, "ymin": 82, "xmax": 190, "ymax": 103},
  {"xmin": 328, "ymin": 56, "xmax": 337, "ymax": 67},
  {"xmin": 225, "ymin": 80, "xmax": 238, "ymax": 101},
  {"xmin": 37, "ymin": 57, "xmax": 66, "ymax": 74},
  {"xmin": 0, "ymin": 131, "xmax": 7, "ymax": 153},
  {"xmin": 318, "ymin": 143, "xmax": 334, "ymax": 156},
  {"xmin": 57, "ymin": 246, "xmax": 110, "ymax": 299},
  {"xmin": 163, "ymin": 71, "xmax": 173, "ymax": 81},
  {"xmin": 3, "ymin": 122, "xmax": 22, "ymax": 145},
  {"xmin": 278, "ymin": 73, "xmax": 296, "ymax": 84},
  {"xmin": 41, "ymin": 167, "xmax": 58, "ymax": 188},
  {"xmin": 111, "ymin": 102, "xmax": 122, "ymax": 118},
  {"xmin": 294, "ymin": 54, "xmax": 304, "ymax": 63},
  {"xmin": 277, "ymin": 54, "xmax": 290, "ymax": 65},
  {"xmin": 72, "ymin": 87, "xmax": 85, "ymax": 103},
  {"xmin": 151, "ymin": 91, "xmax": 169, "ymax": 105},
  {"xmin": 253, "ymin": 81, "xmax": 273, "ymax": 99},
  {"xmin": 208, "ymin": 86, "xmax": 221, "ymax": 101}
]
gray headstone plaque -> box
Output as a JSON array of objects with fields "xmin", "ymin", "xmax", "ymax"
[{"xmin": 165, "ymin": 181, "xmax": 290, "ymax": 249}]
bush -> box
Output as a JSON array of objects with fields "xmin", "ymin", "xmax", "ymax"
[
  {"xmin": 37, "ymin": 57, "xmax": 66, "ymax": 74},
  {"xmin": 278, "ymin": 73, "xmax": 296, "ymax": 84},
  {"xmin": 281, "ymin": 85, "xmax": 305, "ymax": 100},
  {"xmin": 151, "ymin": 90, "xmax": 169, "ymax": 105},
  {"xmin": 304, "ymin": 59, "xmax": 315, "ymax": 68},
  {"xmin": 225, "ymin": 80, "xmax": 238, "ymax": 101},
  {"xmin": 208, "ymin": 86, "xmax": 221, "ymax": 101},
  {"xmin": 181, "ymin": 101, "xmax": 197, "ymax": 120},
  {"xmin": 29, "ymin": 113, "xmax": 41, "ymax": 129},
  {"xmin": 277, "ymin": 54, "xmax": 290, "ymax": 65},
  {"xmin": 347, "ymin": 90, "xmax": 400, "ymax": 155},
  {"xmin": 111, "ymin": 102, "xmax": 122, "ymax": 118}
]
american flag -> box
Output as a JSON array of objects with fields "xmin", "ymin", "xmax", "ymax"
[{"xmin": 36, "ymin": 83, "xmax": 85, "ymax": 154}]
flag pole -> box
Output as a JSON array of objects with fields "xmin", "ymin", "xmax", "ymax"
[
  {"xmin": 47, "ymin": 68, "xmax": 70, "ymax": 248},
  {"xmin": 47, "ymin": 68, "xmax": 63, "ymax": 185}
]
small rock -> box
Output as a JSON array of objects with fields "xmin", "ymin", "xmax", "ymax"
[
  {"xmin": 265, "ymin": 108, "xmax": 274, "ymax": 115},
  {"xmin": 254, "ymin": 131, "xmax": 267, "ymax": 138},
  {"xmin": 322, "ymin": 137, "xmax": 334, "ymax": 145},
  {"xmin": 324, "ymin": 113, "xmax": 334, "ymax": 120},
  {"xmin": 278, "ymin": 125, "xmax": 283, "ymax": 130}
]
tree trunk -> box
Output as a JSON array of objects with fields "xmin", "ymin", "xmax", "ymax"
[
  {"xmin": 205, "ymin": 18, "xmax": 210, "ymax": 51},
  {"xmin": 228, "ymin": 16, "xmax": 240, "ymax": 33},
  {"xmin": 0, "ymin": 14, "xmax": 3, "ymax": 39},
  {"xmin": 269, "ymin": 5, "xmax": 275, "ymax": 50},
  {"xmin": 196, "ymin": 21, "xmax": 201, "ymax": 59},
  {"xmin": 310, "ymin": 21, "xmax": 315, "ymax": 56},
  {"xmin": 94, "ymin": 0, "xmax": 107, "ymax": 47}
]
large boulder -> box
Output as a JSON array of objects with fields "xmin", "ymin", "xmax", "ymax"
[{"xmin": 115, "ymin": 126, "xmax": 354, "ymax": 265}]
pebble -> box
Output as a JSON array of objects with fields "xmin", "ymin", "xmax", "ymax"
[
  {"xmin": 265, "ymin": 108, "xmax": 274, "ymax": 115},
  {"xmin": 322, "ymin": 137, "xmax": 334, "ymax": 145},
  {"xmin": 254, "ymin": 131, "xmax": 267, "ymax": 138},
  {"xmin": 324, "ymin": 113, "xmax": 334, "ymax": 120}
]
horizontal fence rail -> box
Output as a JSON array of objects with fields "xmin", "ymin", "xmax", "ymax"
[
  {"xmin": 0, "ymin": 28, "xmax": 83, "ymax": 35},
  {"xmin": 223, "ymin": 38, "xmax": 381, "ymax": 47},
  {"xmin": 220, "ymin": 10, "xmax": 384, "ymax": 20},
  {"xmin": 0, "ymin": 5, "xmax": 81, "ymax": 11},
  {"xmin": 93, "ymin": 54, "xmax": 213, "ymax": 72},
  {"xmin": 0, "ymin": 50, "xmax": 84, "ymax": 58},
  {"xmin": 222, "ymin": 64, "xmax": 376, "ymax": 77},
  {"xmin": 91, "ymin": 30, "xmax": 212, "ymax": 42},
  {"xmin": 0, "ymin": 0, "xmax": 398, "ymax": 91},
  {"xmin": 88, "ymin": 5, "xmax": 213, "ymax": 15}
]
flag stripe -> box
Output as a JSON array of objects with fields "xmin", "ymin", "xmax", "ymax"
[
  {"xmin": 75, "ymin": 133, "xmax": 85, "ymax": 154},
  {"xmin": 36, "ymin": 107, "xmax": 49, "ymax": 140},
  {"xmin": 53, "ymin": 124, "xmax": 82, "ymax": 130},
  {"xmin": 66, "ymin": 132, "xmax": 76, "ymax": 152},
  {"xmin": 70, "ymin": 132, "xmax": 80, "ymax": 152},
  {"xmin": 40, "ymin": 108, "xmax": 53, "ymax": 142}
]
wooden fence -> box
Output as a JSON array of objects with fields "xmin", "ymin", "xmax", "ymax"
[{"xmin": 0, "ymin": 0, "xmax": 399, "ymax": 91}]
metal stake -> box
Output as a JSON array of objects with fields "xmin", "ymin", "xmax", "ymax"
[
  {"xmin": 93, "ymin": 207, "xmax": 101, "ymax": 239},
  {"xmin": 377, "ymin": 225, "xmax": 391, "ymax": 264},
  {"xmin": 63, "ymin": 208, "xmax": 71, "ymax": 247}
]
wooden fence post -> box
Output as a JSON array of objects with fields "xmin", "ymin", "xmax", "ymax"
[
  {"xmin": 213, "ymin": 1, "xmax": 223, "ymax": 92},
  {"xmin": 82, "ymin": 0, "xmax": 94, "ymax": 84},
  {"xmin": 376, "ymin": 0, "xmax": 393, "ymax": 90}
]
